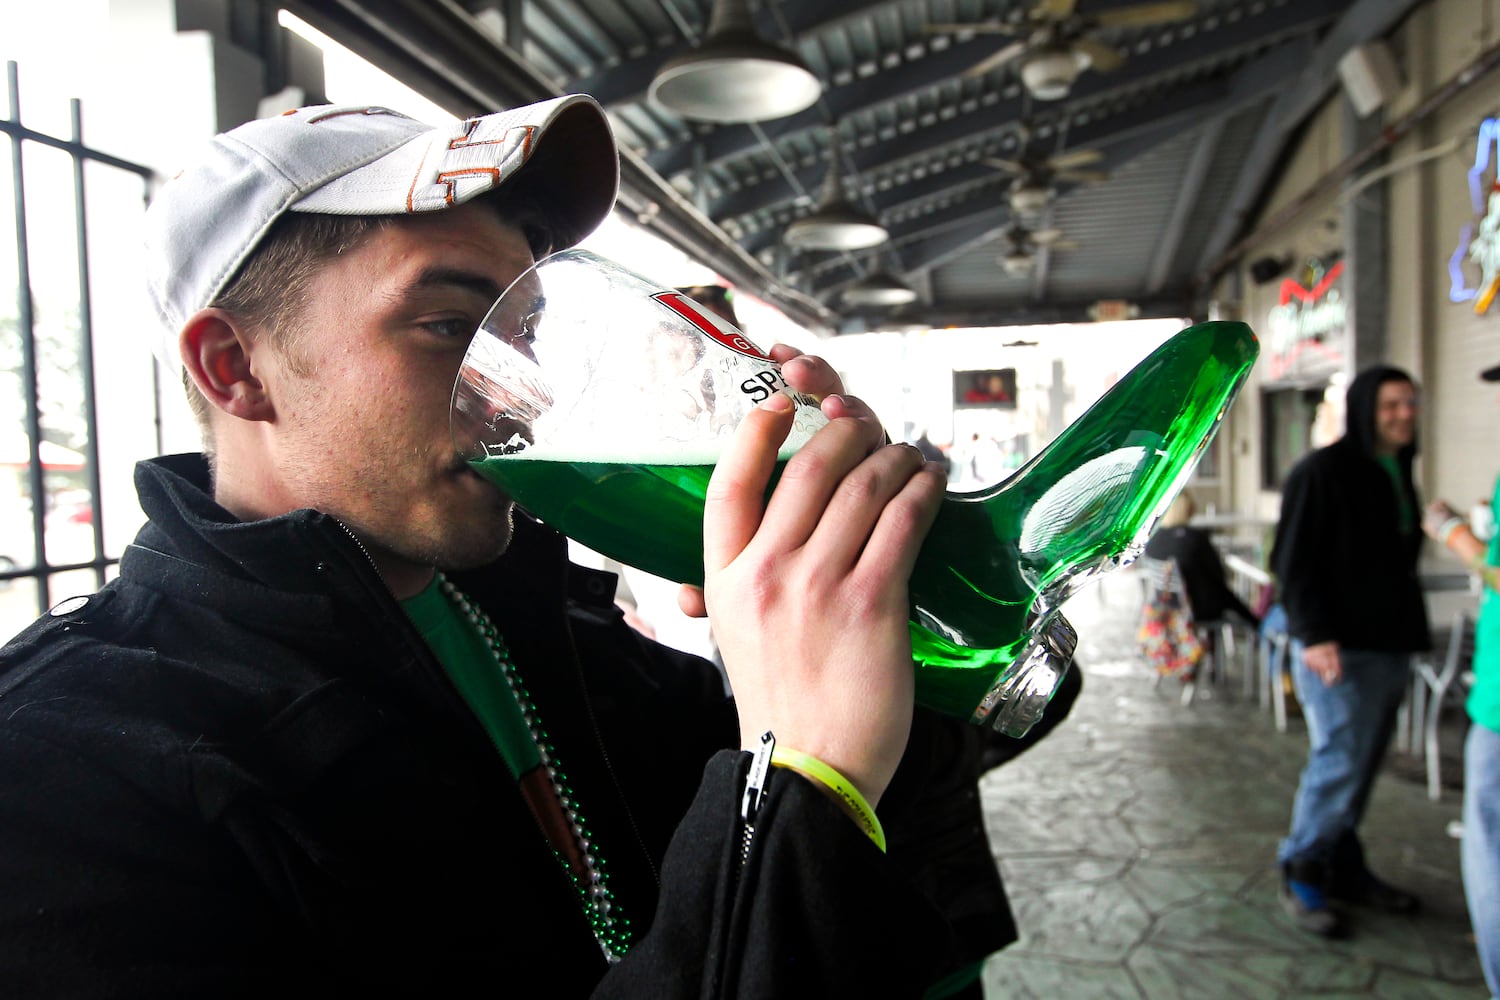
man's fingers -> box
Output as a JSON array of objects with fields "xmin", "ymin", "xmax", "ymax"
[
  {"xmin": 754, "ymin": 417, "xmax": 877, "ymax": 557},
  {"xmin": 703, "ymin": 394, "xmax": 794, "ymax": 574},
  {"xmin": 770, "ymin": 347, "xmax": 887, "ymax": 452},
  {"xmin": 774, "ymin": 348, "xmax": 837, "ymax": 398},
  {"xmin": 821, "ymin": 393, "xmax": 888, "ymax": 453},
  {"xmin": 802, "ymin": 444, "xmax": 934, "ymax": 571},
  {"xmin": 767, "ymin": 343, "xmax": 806, "ymax": 364},
  {"xmin": 854, "ymin": 460, "xmax": 947, "ymax": 584},
  {"xmin": 678, "ymin": 584, "xmax": 707, "ymax": 619}
]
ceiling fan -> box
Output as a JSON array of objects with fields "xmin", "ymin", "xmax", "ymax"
[
  {"xmin": 985, "ymin": 140, "xmax": 1108, "ymax": 217},
  {"xmin": 928, "ymin": 0, "xmax": 1198, "ymax": 100},
  {"xmin": 998, "ymin": 224, "xmax": 1076, "ymax": 277}
]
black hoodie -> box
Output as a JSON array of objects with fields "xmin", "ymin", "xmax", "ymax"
[{"xmin": 1269, "ymin": 366, "xmax": 1431, "ymax": 652}]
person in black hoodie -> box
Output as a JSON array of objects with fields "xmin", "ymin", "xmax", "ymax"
[
  {"xmin": 1269, "ymin": 365, "xmax": 1430, "ymax": 939},
  {"xmin": 0, "ymin": 98, "xmax": 978, "ymax": 997}
]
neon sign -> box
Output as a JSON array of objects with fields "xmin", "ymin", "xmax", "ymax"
[
  {"xmin": 1266, "ymin": 258, "xmax": 1346, "ymax": 381},
  {"xmin": 1448, "ymin": 118, "xmax": 1500, "ymax": 313}
]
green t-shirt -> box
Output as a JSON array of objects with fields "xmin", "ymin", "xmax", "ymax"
[
  {"xmin": 401, "ymin": 577, "xmax": 541, "ymax": 778},
  {"xmin": 1376, "ymin": 454, "xmax": 1414, "ymax": 536},
  {"xmin": 1470, "ymin": 476, "xmax": 1500, "ymax": 733}
]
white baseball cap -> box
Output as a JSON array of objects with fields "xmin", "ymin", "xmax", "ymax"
[{"xmin": 142, "ymin": 94, "xmax": 618, "ymax": 371}]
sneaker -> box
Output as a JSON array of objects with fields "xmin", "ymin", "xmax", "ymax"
[
  {"xmin": 1329, "ymin": 870, "xmax": 1420, "ymax": 915},
  {"xmin": 1280, "ymin": 877, "xmax": 1348, "ymax": 938}
]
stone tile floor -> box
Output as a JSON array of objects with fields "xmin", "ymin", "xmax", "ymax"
[{"xmin": 977, "ymin": 574, "xmax": 1488, "ymax": 999}]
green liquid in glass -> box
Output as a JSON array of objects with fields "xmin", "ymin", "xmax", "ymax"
[{"xmin": 471, "ymin": 321, "xmax": 1259, "ymax": 725}]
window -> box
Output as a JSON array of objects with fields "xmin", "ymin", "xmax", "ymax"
[{"xmin": 1261, "ymin": 385, "xmax": 1327, "ymax": 490}]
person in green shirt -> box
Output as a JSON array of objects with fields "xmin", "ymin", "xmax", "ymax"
[{"xmin": 1422, "ymin": 359, "xmax": 1500, "ymax": 1000}]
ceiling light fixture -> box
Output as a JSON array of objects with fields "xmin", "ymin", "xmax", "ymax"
[
  {"xmin": 843, "ymin": 258, "xmax": 919, "ymax": 306},
  {"xmin": 784, "ymin": 129, "xmax": 889, "ymax": 251},
  {"xmin": 1000, "ymin": 251, "xmax": 1035, "ymax": 278},
  {"xmin": 1009, "ymin": 179, "xmax": 1053, "ymax": 217},
  {"xmin": 1019, "ymin": 47, "xmax": 1087, "ymax": 101},
  {"xmin": 648, "ymin": 0, "xmax": 823, "ymax": 124}
]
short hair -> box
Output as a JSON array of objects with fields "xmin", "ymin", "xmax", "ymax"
[{"xmin": 184, "ymin": 193, "xmax": 556, "ymax": 451}]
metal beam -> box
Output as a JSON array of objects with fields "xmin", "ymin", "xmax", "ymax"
[
  {"xmin": 646, "ymin": 0, "xmax": 1342, "ymax": 181},
  {"xmin": 802, "ymin": 101, "xmax": 1234, "ymax": 291},
  {"xmin": 712, "ymin": 71, "xmax": 1227, "ymax": 225},
  {"xmin": 1196, "ymin": 0, "xmax": 1426, "ymax": 278},
  {"xmin": 737, "ymin": 75, "xmax": 1236, "ymax": 260},
  {"xmin": 1146, "ymin": 117, "xmax": 1224, "ymax": 295},
  {"xmin": 837, "ymin": 294, "xmax": 1196, "ymax": 333},
  {"xmin": 564, "ymin": 0, "xmax": 897, "ymax": 104},
  {"xmin": 792, "ymin": 32, "xmax": 1328, "ymax": 296},
  {"xmin": 721, "ymin": 18, "xmax": 1330, "ymax": 248}
]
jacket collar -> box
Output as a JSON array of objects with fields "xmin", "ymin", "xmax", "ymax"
[{"xmin": 127, "ymin": 453, "xmax": 620, "ymax": 617}]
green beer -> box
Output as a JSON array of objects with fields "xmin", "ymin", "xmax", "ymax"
[{"xmin": 469, "ymin": 320, "xmax": 1260, "ymax": 734}]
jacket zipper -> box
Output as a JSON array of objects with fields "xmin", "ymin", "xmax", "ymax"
[
  {"xmin": 739, "ymin": 731, "xmax": 775, "ymax": 869},
  {"xmin": 325, "ymin": 518, "xmax": 481, "ymax": 721}
]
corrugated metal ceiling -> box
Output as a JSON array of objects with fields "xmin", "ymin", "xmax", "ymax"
[{"xmin": 286, "ymin": 0, "xmax": 1421, "ymax": 332}]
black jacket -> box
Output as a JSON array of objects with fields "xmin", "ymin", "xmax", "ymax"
[
  {"xmin": 0, "ymin": 454, "xmax": 956, "ymax": 997},
  {"xmin": 1269, "ymin": 367, "xmax": 1430, "ymax": 652},
  {"xmin": 1144, "ymin": 526, "xmax": 1258, "ymax": 626}
]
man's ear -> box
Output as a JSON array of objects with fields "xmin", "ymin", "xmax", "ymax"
[{"xmin": 179, "ymin": 308, "xmax": 274, "ymax": 422}]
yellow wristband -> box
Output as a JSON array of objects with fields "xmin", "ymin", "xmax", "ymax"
[{"xmin": 769, "ymin": 747, "xmax": 886, "ymax": 853}]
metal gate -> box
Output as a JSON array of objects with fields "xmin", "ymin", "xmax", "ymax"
[{"xmin": 1, "ymin": 60, "xmax": 159, "ymax": 619}]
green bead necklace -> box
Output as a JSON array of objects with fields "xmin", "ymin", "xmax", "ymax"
[{"xmin": 438, "ymin": 574, "xmax": 632, "ymax": 963}]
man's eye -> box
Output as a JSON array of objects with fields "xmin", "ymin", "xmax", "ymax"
[{"xmin": 423, "ymin": 317, "xmax": 474, "ymax": 339}]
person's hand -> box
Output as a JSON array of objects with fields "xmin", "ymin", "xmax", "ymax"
[
  {"xmin": 701, "ymin": 390, "xmax": 945, "ymax": 808},
  {"xmin": 1302, "ymin": 640, "xmax": 1342, "ymax": 686},
  {"xmin": 1421, "ymin": 499, "xmax": 1461, "ymax": 541},
  {"xmin": 677, "ymin": 344, "xmax": 887, "ymax": 619}
]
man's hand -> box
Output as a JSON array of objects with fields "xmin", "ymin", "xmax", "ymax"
[
  {"xmin": 677, "ymin": 344, "xmax": 886, "ymax": 619},
  {"xmin": 700, "ymin": 378, "xmax": 944, "ymax": 809},
  {"xmin": 1302, "ymin": 640, "xmax": 1343, "ymax": 686}
]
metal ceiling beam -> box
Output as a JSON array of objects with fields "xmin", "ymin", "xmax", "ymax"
[
  {"xmin": 798, "ymin": 32, "xmax": 1326, "ymax": 296},
  {"xmin": 1146, "ymin": 116, "xmax": 1224, "ymax": 295},
  {"xmin": 1195, "ymin": 0, "xmax": 1427, "ymax": 281},
  {"xmin": 838, "ymin": 294, "xmax": 1197, "ymax": 333},
  {"xmin": 789, "ymin": 82, "xmax": 1266, "ymax": 284},
  {"xmin": 713, "ymin": 79, "xmax": 1218, "ymax": 224},
  {"xmin": 646, "ymin": 0, "xmax": 1342, "ymax": 182},
  {"xmin": 565, "ymin": 0, "xmax": 896, "ymax": 103},
  {"xmin": 278, "ymin": 0, "xmax": 837, "ymax": 331},
  {"xmin": 646, "ymin": 35, "xmax": 1029, "ymax": 178},
  {"xmin": 709, "ymin": 15, "xmax": 1338, "ymax": 231},
  {"xmin": 738, "ymin": 76, "xmax": 1230, "ymax": 260}
]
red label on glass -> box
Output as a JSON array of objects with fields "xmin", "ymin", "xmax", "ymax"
[{"xmin": 652, "ymin": 291, "xmax": 770, "ymax": 360}]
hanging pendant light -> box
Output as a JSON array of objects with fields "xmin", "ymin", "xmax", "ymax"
[
  {"xmin": 783, "ymin": 130, "xmax": 889, "ymax": 251},
  {"xmin": 648, "ymin": 0, "xmax": 822, "ymax": 124},
  {"xmin": 843, "ymin": 252, "xmax": 918, "ymax": 306}
]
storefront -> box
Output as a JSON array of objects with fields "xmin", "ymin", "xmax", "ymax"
[{"xmin": 1216, "ymin": 0, "xmax": 1500, "ymax": 529}]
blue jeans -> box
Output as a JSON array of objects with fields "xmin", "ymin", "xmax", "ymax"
[
  {"xmin": 1464, "ymin": 722, "xmax": 1500, "ymax": 999},
  {"xmin": 1277, "ymin": 645, "xmax": 1412, "ymax": 873}
]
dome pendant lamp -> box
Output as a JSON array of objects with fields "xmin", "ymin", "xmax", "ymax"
[
  {"xmin": 783, "ymin": 129, "xmax": 889, "ymax": 252},
  {"xmin": 843, "ymin": 252, "xmax": 918, "ymax": 307},
  {"xmin": 648, "ymin": 0, "xmax": 822, "ymax": 124}
]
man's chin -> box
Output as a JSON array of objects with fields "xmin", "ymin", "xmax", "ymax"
[{"xmin": 434, "ymin": 509, "xmax": 515, "ymax": 573}]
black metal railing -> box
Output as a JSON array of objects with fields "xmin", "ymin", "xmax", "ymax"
[{"xmin": 2, "ymin": 61, "xmax": 157, "ymax": 614}]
